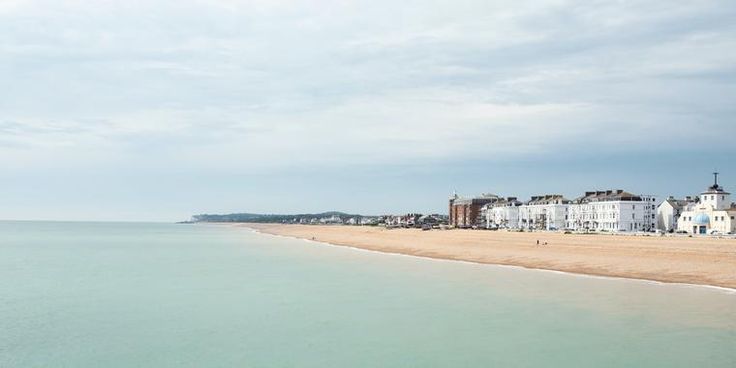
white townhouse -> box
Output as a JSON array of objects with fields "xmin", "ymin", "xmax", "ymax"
[
  {"xmin": 566, "ymin": 190, "xmax": 657, "ymax": 232},
  {"xmin": 656, "ymin": 196, "xmax": 695, "ymax": 232},
  {"xmin": 484, "ymin": 197, "xmax": 522, "ymax": 229},
  {"xmin": 518, "ymin": 195, "xmax": 571, "ymax": 231},
  {"xmin": 677, "ymin": 174, "xmax": 736, "ymax": 235}
]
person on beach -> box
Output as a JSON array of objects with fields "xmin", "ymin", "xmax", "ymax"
[{"xmin": 536, "ymin": 240, "xmax": 539, "ymax": 245}]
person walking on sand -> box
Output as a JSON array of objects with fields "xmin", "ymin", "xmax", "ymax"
[{"xmin": 536, "ymin": 240, "xmax": 539, "ymax": 245}]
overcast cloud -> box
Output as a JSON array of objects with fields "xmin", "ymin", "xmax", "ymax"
[{"xmin": 1, "ymin": 0, "xmax": 735, "ymax": 220}]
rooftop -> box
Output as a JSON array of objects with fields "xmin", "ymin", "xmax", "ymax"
[
  {"xmin": 526, "ymin": 194, "xmax": 570, "ymax": 205},
  {"xmin": 663, "ymin": 197, "xmax": 696, "ymax": 209},
  {"xmin": 574, "ymin": 189, "xmax": 646, "ymax": 203},
  {"xmin": 452, "ymin": 193, "xmax": 501, "ymax": 205}
]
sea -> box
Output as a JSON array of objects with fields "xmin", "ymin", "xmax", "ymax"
[{"xmin": 1, "ymin": 221, "xmax": 734, "ymax": 367}]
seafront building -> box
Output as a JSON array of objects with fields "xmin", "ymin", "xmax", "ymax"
[
  {"xmin": 566, "ymin": 190, "xmax": 657, "ymax": 232},
  {"xmin": 677, "ymin": 174, "xmax": 736, "ymax": 235},
  {"xmin": 483, "ymin": 197, "xmax": 522, "ymax": 229},
  {"xmin": 477, "ymin": 190, "xmax": 656, "ymax": 232},
  {"xmin": 518, "ymin": 195, "xmax": 571, "ymax": 230},
  {"xmin": 449, "ymin": 193, "xmax": 501, "ymax": 228},
  {"xmin": 656, "ymin": 196, "xmax": 696, "ymax": 232},
  {"xmin": 455, "ymin": 175, "xmax": 736, "ymax": 235}
]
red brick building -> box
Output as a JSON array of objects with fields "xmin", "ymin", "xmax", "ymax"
[{"xmin": 449, "ymin": 193, "xmax": 500, "ymax": 228}]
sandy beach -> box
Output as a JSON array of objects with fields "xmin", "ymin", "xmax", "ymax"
[{"xmin": 244, "ymin": 224, "xmax": 736, "ymax": 289}]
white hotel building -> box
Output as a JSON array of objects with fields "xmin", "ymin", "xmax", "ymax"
[
  {"xmin": 484, "ymin": 197, "xmax": 522, "ymax": 229},
  {"xmin": 484, "ymin": 190, "xmax": 656, "ymax": 232},
  {"xmin": 476, "ymin": 177, "xmax": 736, "ymax": 234},
  {"xmin": 518, "ymin": 195, "xmax": 570, "ymax": 230},
  {"xmin": 566, "ymin": 190, "xmax": 657, "ymax": 232}
]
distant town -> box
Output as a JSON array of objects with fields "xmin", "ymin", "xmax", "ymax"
[
  {"xmin": 191, "ymin": 211, "xmax": 450, "ymax": 230},
  {"xmin": 192, "ymin": 173, "xmax": 736, "ymax": 236}
]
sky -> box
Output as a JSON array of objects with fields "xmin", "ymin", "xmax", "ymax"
[{"xmin": 1, "ymin": 0, "xmax": 735, "ymax": 221}]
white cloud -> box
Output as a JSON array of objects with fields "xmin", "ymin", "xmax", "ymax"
[{"xmin": 1, "ymin": 0, "xmax": 735, "ymax": 171}]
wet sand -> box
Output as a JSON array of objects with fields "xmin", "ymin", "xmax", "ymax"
[{"xmin": 243, "ymin": 224, "xmax": 736, "ymax": 289}]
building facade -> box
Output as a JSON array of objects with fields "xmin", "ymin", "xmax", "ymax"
[
  {"xmin": 449, "ymin": 193, "xmax": 501, "ymax": 228},
  {"xmin": 566, "ymin": 190, "xmax": 657, "ymax": 232},
  {"xmin": 656, "ymin": 196, "xmax": 695, "ymax": 232},
  {"xmin": 518, "ymin": 195, "xmax": 571, "ymax": 230},
  {"xmin": 483, "ymin": 197, "xmax": 522, "ymax": 229},
  {"xmin": 677, "ymin": 174, "xmax": 736, "ymax": 235}
]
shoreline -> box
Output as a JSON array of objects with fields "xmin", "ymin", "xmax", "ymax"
[
  {"xmin": 238, "ymin": 223, "xmax": 736, "ymax": 290},
  {"xmin": 246, "ymin": 226, "xmax": 736, "ymax": 294}
]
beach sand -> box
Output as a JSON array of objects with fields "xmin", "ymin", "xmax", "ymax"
[{"xmin": 244, "ymin": 224, "xmax": 736, "ymax": 289}]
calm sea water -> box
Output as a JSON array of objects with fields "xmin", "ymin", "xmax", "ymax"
[{"xmin": 1, "ymin": 221, "xmax": 734, "ymax": 367}]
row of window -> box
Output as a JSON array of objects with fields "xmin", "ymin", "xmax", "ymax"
[
  {"xmin": 572, "ymin": 204, "xmax": 656, "ymax": 211},
  {"xmin": 563, "ymin": 222, "xmax": 656, "ymax": 230}
]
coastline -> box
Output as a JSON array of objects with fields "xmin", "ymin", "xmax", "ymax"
[{"xmin": 240, "ymin": 223, "xmax": 736, "ymax": 290}]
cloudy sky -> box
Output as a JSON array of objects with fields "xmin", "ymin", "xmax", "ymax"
[{"xmin": 1, "ymin": 0, "xmax": 735, "ymax": 221}]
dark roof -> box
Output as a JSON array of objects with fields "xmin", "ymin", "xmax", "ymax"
[
  {"xmin": 487, "ymin": 197, "xmax": 523, "ymax": 207},
  {"xmin": 662, "ymin": 198, "xmax": 693, "ymax": 209},
  {"xmin": 452, "ymin": 194, "xmax": 501, "ymax": 206},
  {"xmin": 526, "ymin": 194, "xmax": 571, "ymax": 205},
  {"xmin": 573, "ymin": 189, "xmax": 645, "ymax": 203}
]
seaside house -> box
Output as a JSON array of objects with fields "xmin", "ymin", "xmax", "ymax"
[
  {"xmin": 483, "ymin": 197, "xmax": 522, "ymax": 229},
  {"xmin": 319, "ymin": 215, "xmax": 343, "ymax": 224},
  {"xmin": 676, "ymin": 174, "xmax": 736, "ymax": 235},
  {"xmin": 566, "ymin": 190, "xmax": 657, "ymax": 232},
  {"xmin": 518, "ymin": 195, "xmax": 571, "ymax": 231},
  {"xmin": 360, "ymin": 217, "xmax": 380, "ymax": 226},
  {"xmin": 656, "ymin": 196, "xmax": 696, "ymax": 232}
]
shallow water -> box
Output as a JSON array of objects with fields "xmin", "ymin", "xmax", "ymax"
[{"xmin": 1, "ymin": 221, "xmax": 734, "ymax": 367}]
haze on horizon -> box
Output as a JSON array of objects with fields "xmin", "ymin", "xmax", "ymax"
[{"xmin": 1, "ymin": 0, "xmax": 735, "ymax": 222}]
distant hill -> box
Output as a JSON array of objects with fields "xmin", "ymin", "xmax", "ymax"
[{"xmin": 190, "ymin": 211, "xmax": 365, "ymax": 223}]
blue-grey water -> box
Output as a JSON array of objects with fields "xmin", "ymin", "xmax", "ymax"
[{"xmin": 1, "ymin": 221, "xmax": 735, "ymax": 367}]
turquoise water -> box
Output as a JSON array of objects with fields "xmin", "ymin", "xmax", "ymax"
[{"xmin": 1, "ymin": 221, "xmax": 734, "ymax": 367}]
